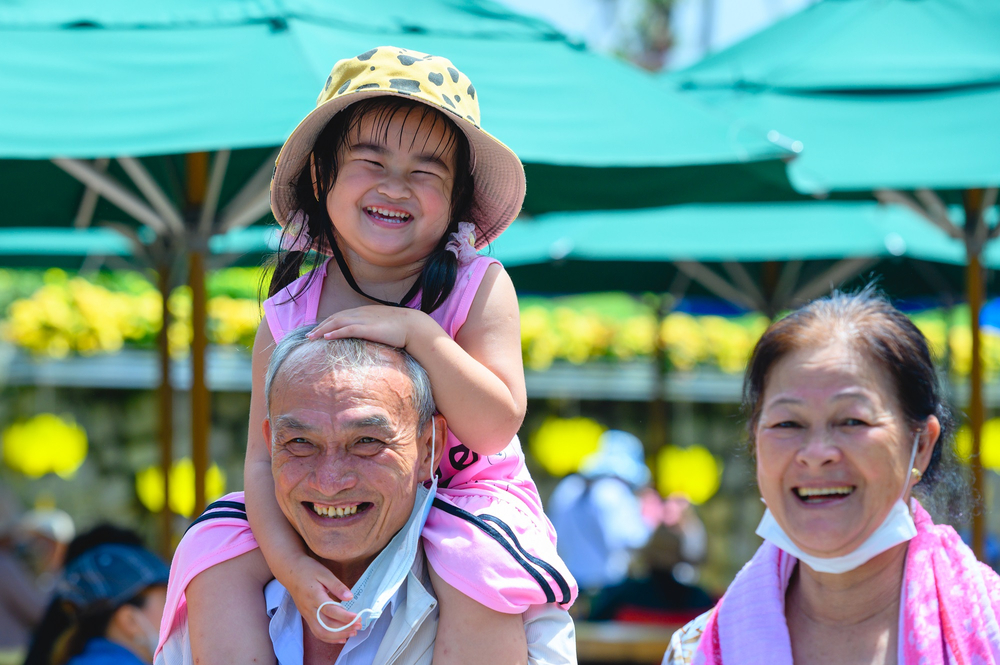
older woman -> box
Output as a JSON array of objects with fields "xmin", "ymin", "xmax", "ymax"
[{"xmin": 664, "ymin": 289, "xmax": 1000, "ymax": 665}]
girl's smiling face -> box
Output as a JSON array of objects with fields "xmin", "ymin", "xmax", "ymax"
[
  {"xmin": 325, "ymin": 105, "xmax": 458, "ymax": 270},
  {"xmin": 755, "ymin": 339, "xmax": 925, "ymax": 558}
]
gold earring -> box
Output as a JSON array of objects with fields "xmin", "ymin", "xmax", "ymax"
[{"xmin": 911, "ymin": 467, "xmax": 923, "ymax": 482}]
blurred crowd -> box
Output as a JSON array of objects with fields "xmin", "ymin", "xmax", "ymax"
[
  {"xmin": 547, "ymin": 430, "xmax": 714, "ymax": 624},
  {"xmin": 0, "ymin": 490, "xmax": 168, "ymax": 665}
]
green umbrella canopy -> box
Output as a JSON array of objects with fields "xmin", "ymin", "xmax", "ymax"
[
  {"xmin": 677, "ymin": 0, "xmax": 1000, "ymax": 91},
  {"xmin": 0, "ymin": 0, "xmax": 795, "ymax": 218},
  {"xmin": 491, "ymin": 202, "xmax": 975, "ymax": 310},
  {"xmin": 671, "ymin": 0, "xmax": 1000, "ymax": 197}
]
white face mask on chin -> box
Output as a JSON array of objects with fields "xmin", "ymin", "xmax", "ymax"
[
  {"xmin": 316, "ymin": 418, "xmax": 439, "ymax": 632},
  {"xmin": 755, "ymin": 432, "xmax": 920, "ymax": 575}
]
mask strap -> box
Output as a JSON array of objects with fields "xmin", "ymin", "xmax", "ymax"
[
  {"xmin": 316, "ymin": 603, "xmax": 374, "ymax": 633},
  {"xmin": 429, "ymin": 418, "xmax": 437, "ymax": 483},
  {"xmin": 900, "ymin": 430, "xmax": 921, "ymax": 503}
]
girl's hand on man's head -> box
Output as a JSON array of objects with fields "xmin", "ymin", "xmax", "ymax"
[{"xmin": 309, "ymin": 305, "xmax": 441, "ymax": 351}]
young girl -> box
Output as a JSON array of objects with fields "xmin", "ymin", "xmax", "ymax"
[{"xmin": 165, "ymin": 46, "xmax": 576, "ymax": 663}]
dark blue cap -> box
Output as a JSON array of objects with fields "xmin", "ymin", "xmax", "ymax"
[{"xmin": 57, "ymin": 543, "xmax": 170, "ymax": 613}]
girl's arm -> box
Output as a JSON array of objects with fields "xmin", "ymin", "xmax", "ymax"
[
  {"xmin": 312, "ymin": 263, "xmax": 525, "ymax": 456},
  {"xmin": 243, "ymin": 322, "xmax": 359, "ymax": 642}
]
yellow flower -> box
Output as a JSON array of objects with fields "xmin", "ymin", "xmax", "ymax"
[
  {"xmin": 530, "ymin": 416, "xmax": 605, "ymax": 476},
  {"xmin": 656, "ymin": 444, "xmax": 722, "ymax": 505},
  {"xmin": 135, "ymin": 458, "xmax": 227, "ymax": 518},
  {"xmin": 2, "ymin": 414, "xmax": 88, "ymax": 479}
]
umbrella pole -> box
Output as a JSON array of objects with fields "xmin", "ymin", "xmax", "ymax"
[
  {"xmin": 187, "ymin": 153, "xmax": 210, "ymax": 518},
  {"xmin": 190, "ymin": 249, "xmax": 210, "ymax": 517},
  {"xmin": 965, "ymin": 189, "xmax": 986, "ymax": 560},
  {"xmin": 157, "ymin": 263, "xmax": 173, "ymax": 556}
]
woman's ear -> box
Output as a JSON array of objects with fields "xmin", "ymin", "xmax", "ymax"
[{"xmin": 917, "ymin": 415, "xmax": 941, "ymax": 475}]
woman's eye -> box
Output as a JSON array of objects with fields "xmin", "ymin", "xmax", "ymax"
[
  {"xmin": 774, "ymin": 420, "xmax": 801, "ymax": 429},
  {"xmin": 842, "ymin": 418, "xmax": 867, "ymax": 427}
]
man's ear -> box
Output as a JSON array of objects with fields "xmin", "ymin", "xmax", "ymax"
[
  {"xmin": 263, "ymin": 418, "xmax": 273, "ymax": 458},
  {"xmin": 423, "ymin": 413, "xmax": 447, "ymax": 479}
]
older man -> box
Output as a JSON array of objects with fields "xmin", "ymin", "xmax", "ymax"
[{"xmin": 156, "ymin": 329, "xmax": 575, "ymax": 665}]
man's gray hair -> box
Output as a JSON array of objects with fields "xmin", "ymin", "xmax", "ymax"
[{"xmin": 265, "ymin": 326, "xmax": 436, "ymax": 433}]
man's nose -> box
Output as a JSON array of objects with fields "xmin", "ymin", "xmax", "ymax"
[
  {"xmin": 309, "ymin": 452, "xmax": 359, "ymax": 495},
  {"xmin": 795, "ymin": 431, "xmax": 842, "ymax": 468}
]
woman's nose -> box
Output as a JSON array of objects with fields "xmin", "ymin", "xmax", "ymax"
[{"xmin": 795, "ymin": 432, "xmax": 842, "ymax": 467}]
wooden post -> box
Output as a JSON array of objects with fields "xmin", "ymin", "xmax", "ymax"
[
  {"xmin": 157, "ymin": 262, "xmax": 173, "ymax": 556},
  {"xmin": 186, "ymin": 153, "xmax": 210, "ymax": 518},
  {"xmin": 965, "ymin": 188, "xmax": 986, "ymax": 560}
]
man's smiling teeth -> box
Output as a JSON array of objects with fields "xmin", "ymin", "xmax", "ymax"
[
  {"xmin": 796, "ymin": 486, "xmax": 853, "ymax": 498},
  {"xmin": 312, "ymin": 504, "xmax": 360, "ymax": 518},
  {"xmin": 365, "ymin": 206, "xmax": 411, "ymax": 221}
]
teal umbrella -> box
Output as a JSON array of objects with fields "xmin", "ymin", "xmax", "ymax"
[
  {"xmin": 493, "ymin": 202, "xmax": 971, "ymax": 311},
  {"xmin": 672, "ymin": 0, "xmax": 1000, "ymax": 555},
  {"xmin": 0, "ymin": 0, "xmax": 794, "ymax": 540}
]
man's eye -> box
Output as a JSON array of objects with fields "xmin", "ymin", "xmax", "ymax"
[
  {"xmin": 352, "ymin": 437, "xmax": 384, "ymax": 455},
  {"xmin": 285, "ymin": 438, "xmax": 314, "ymax": 455}
]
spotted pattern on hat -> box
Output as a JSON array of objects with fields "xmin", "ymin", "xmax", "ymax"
[
  {"xmin": 447, "ymin": 67, "xmax": 460, "ymax": 83},
  {"xmin": 397, "ymin": 54, "xmax": 420, "ymax": 66},
  {"xmin": 428, "ymin": 71, "xmax": 444, "ymax": 86},
  {"xmin": 467, "ymin": 84, "xmax": 476, "ymax": 99},
  {"xmin": 442, "ymin": 95, "xmax": 456, "ymax": 108},
  {"xmin": 337, "ymin": 79, "xmax": 352, "ymax": 94},
  {"xmin": 325, "ymin": 75, "xmax": 332, "ymax": 90},
  {"xmin": 355, "ymin": 83, "xmax": 380, "ymax": 91},
  {"xmin": 389, "ymin": 78, "xmax": 421, "ymax": 93},
  {"xmin": 357, "ymin": 48, "xmax": 378, "ymax": 61}
]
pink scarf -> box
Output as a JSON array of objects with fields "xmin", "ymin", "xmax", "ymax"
[{"xmin": 694, "ymin": 501, "xmax": 1000, "ymax": 665}]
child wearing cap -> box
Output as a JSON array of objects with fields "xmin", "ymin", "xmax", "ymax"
[{"xmin": 174, "ymin": 47, "xmax": 577, "ymax": 664}]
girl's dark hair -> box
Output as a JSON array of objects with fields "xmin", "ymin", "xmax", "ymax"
[
  {"xmin": 23, "ymin": 524, "xmax": 144, "ymax": 665},
  {"xmin": 742, "ymin": 286, "xmax": 966, "ymax": 517},
  {"xmin": 266, "ymin": 96, "xmax": 477, "ymax": 314}
]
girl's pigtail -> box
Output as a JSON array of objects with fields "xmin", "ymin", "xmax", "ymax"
[
  {"xmin": 266, "ymin": 249, "xmax": 308, "ymax": 299},
  {"xmin": 418, "ymin": 246, "xmax": 459, "ymax": 313}
]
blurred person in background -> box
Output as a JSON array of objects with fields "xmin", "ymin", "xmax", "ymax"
[
  {"xmin": 18, "ymin": 508, "xmax": 76, "ymax": 592},
  {"xmin": 664, "ymin": 288, "xmax": 1000, "ymax": 665},
  {"xmin": 0, "ymin": 492, "xmax": 46, "ymax": 665},
  {"xmin": 49, "ymin": 543, "xmax": 169, "ymax": 665},
  {"xmin": 589, "ymin": 493, "xmax": 713, "ymax": 623},
  {"xmin": 23, "ymin": 525, "xmax": 146, "ymax": 665},
  {"xmin": 548, "ymin": 430, "xmax": 653, "ymax": 598}
]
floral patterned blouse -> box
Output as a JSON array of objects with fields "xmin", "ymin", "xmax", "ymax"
[{"xmin": 661, "ymin": 611, "xmax": 712, "ymax": 665}]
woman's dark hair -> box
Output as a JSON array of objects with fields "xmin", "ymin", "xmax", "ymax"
[
  {"xmin": 23, "ymin": 525, "xmax": 144, "ymax": 665},
  {"xmin": 742, "ymin": 286, "xmax": 966, "ymax": 517},
  {"xmin": 266, "ymin": 96, "xmax": 477, "ymax": 314}
]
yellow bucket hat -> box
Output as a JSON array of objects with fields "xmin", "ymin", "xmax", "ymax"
[{"xmin": 270, "ymin": 46, "xmax": 525, "ymax": 249}]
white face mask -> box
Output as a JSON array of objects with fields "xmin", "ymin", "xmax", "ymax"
[
  {"xmin": 755, "ymin": 431, "xmax": 920, "ymax": 575},
  {"xmin": 316, "ymin": 419, "xmax": 439, "ymax": 632},
  {"xmin": 131, "ymin": 607, "xmax": 161, "ymax": 660}
]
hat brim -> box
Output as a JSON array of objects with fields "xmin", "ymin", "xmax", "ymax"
[{"xmin": 270, "ymin": 89, "xmax": 525, "ymax": 250}]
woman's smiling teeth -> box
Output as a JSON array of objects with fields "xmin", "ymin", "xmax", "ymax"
[
  {"xmin": 795, "ymin": 486, "xmax": 854, "ymax": 503},
  {"xmin": 365, "ymin": 206, "xmax": 412, "ymax": 223},
  {"xmin": 311, "ymin": 503, "xmax": 361, "ymax": 518}
]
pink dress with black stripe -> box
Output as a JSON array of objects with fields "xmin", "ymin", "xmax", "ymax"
[{"xmin": 157, "ymin": 256, "xmax": 574, "ymax": 646}]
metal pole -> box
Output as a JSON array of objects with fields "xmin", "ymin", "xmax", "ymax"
[
  {"xmin": 157, "ymin": 263, "xmax": 173, "ymax": 556},
  {"xmin": 186, "ymin": 153, "xmax": 210, "ymax": 518},
  {"xmin": 965, "ymin": 189, "xmax": 986, "ymax": 560}
]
